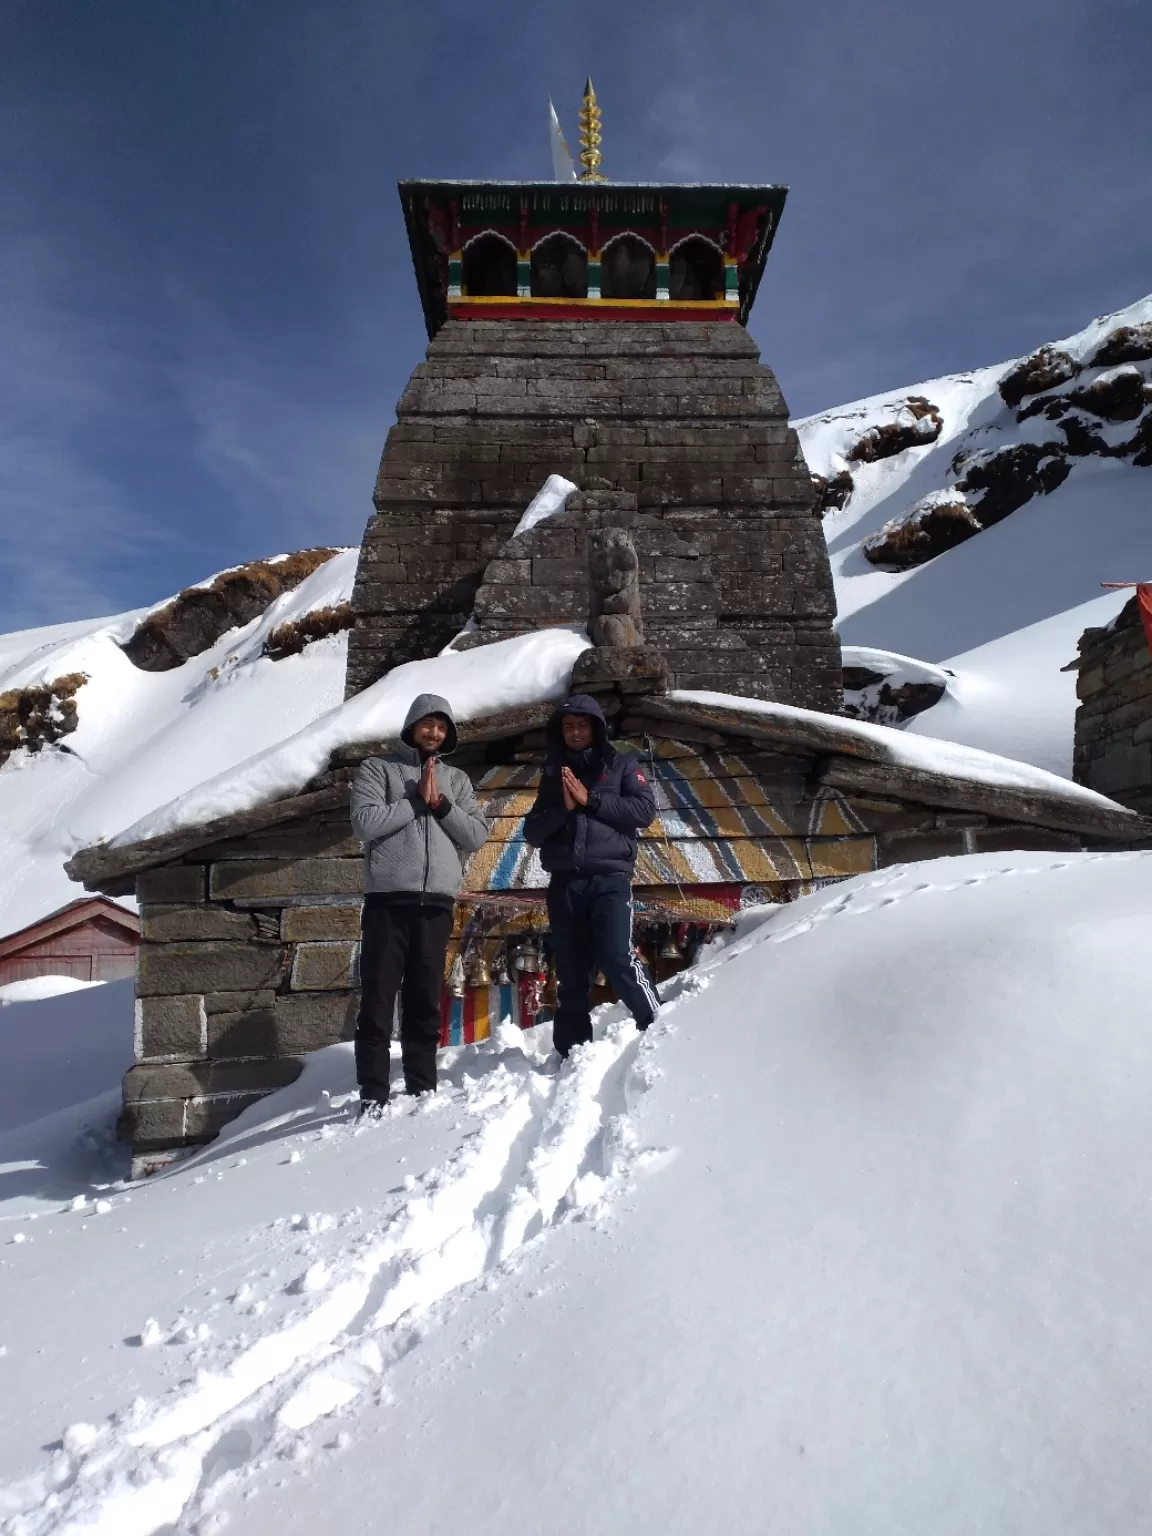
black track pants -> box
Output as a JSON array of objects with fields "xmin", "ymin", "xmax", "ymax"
[
  {"xmin": 355, "ymin": 902, "xmax": 452, "ymax": 1100},
  {"xmin": 546, "ymin": 872, "xmax": 659, "ymax": 1057}
]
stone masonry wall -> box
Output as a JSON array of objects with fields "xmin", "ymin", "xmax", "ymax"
[
  {"xmin": 346, "ymin": 320, "xmax": 840, "ymax": 711},
  {"xmin": 1074, "ymin": 595, "xmax": 1152, "ymax": 818},
  {"xmin": 122, "ymin": 802, "xmax": 363, "ymax": 1164}
]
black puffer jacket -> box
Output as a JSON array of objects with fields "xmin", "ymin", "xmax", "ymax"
[{"xmin": 523, "ymin": 694, "xmax": 656, "ymax": 876}]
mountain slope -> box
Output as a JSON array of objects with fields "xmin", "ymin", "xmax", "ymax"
[
  {"xmin": 795, "ymin": 294, "xmax": 1152, "ymax": 772},
  {"xmin": 0, "ymin": 551, "xmax": 357, "ymax": 937}
]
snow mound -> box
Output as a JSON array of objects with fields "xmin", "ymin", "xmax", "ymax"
[
  {"xmin": 108, "ymin": 626, "xmax": 591, "ymax": 848},
  {"xmin": 4, "ymin": 852, "xmax": 1152, "ymax": 1530}
]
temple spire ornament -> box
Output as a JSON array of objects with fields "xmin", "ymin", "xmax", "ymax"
[{"xmin": 577, "ymin": 77, "xmax": 605, "ymax": 181}]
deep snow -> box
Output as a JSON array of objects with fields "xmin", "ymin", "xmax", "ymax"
[{"xmin": 4, "ymin": 851, "xmax": 1152, "ymax": 1533}]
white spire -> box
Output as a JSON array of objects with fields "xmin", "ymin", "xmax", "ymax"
[{"xmin": 548, "ymin": 98, "xmax": 577, "ymax": 182}]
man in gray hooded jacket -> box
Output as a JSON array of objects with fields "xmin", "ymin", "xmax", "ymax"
[{"xmin": 349, "ymin": 693, "xmax": 489, "ymax": 1107}]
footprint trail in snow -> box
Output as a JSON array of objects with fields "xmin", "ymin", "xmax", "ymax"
[{"xmin": 0, "ymin": 1002, "xmax": 684, "ymax": 1536}]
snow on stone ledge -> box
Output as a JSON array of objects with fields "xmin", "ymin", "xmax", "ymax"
[
  {"xmin": 108, "ymin": 627, "xmax": 591, "ymax": 849},
  {"xmin": 671, "ymin": 688, "xmax": 1135, "ymax": 815},
  {"xmin": 512, "ymin": 475, "xmax": 577, "ymax": 538}
]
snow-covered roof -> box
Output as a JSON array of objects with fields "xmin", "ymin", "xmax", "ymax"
[{"xmin": 64, "ymin": 636, "xmax": 1145, "ymax": 892}]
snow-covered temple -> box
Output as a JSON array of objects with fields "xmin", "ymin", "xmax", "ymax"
[{"xmin": 66, "ymin": 85, "xmax": 1148, "ymax": 1171}]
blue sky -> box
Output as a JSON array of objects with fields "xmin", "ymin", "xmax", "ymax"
[{"xmin": 3, "ymin": 0, "xmax": 1150, "ymax": 631}]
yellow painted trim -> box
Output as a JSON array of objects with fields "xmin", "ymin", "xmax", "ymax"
[{"xmin": 448, "ymin": 295, "xmax": 738, "ymax": 311}]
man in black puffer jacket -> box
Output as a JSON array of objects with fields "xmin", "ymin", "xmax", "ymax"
[{"xmin": 524, "ymin": 694, "xmax": 659, "ymax": 1057}]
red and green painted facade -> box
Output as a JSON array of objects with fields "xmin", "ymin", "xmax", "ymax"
[{"xmin": 400, "ymin": 179, "xmax": 789, "ymax": 337}]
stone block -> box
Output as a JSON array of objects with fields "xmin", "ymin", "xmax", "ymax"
[
  {"xmin": 291, "ymin": 942, "xmax": 360, "ymax": 991},
  {"xmin": 531, "ymin": 558, "xmax": 587, "ymax": 585},
  {"xmin": 876, "ymin": 830, "xmax": 967, "ymax": 866},
  {"xmin": 136, "ymin": 994, "xmax": 206, "ymax": 1061},
  {"xmin": 136, "ymin": 865, "xmax": 206, "ymax": 905},
  {"xmin": 282, "ymin": 905, "xmax": 363, "ymax": 942},
  {"xmin": 273, "ymin": 992, "xmax": 359, "ymax": 1054},
  {"xmin": 209, "ymin": 859, "xmax": 363, "ymax": 903},
  {"xmin": 973, "ymin": 826, "xmax": 1081, "ymax": 853},
  {"xmin": 473, "ymin": 586, "xmax": 584, "ymax": 621},
  {"xmin": 184, "ymin": 1091, "xmax": 289, "ymax": 1142},
  {"xmin": 207, "ymin": 1007, "xmax": 278, "ymax": 1058},
  {"xmin": 482, "ymin": 559, "xmax": 532, "ymax": 585},
  {"xmin": 123, "ymin": 1057, "xmax": 303, "ymax": 1102},
  {"xmin": 117, "ymin": 1097, "xmax": 187, "ymax": 1150},
  {"xmin": 137, "ymin": 941, "xmax": 288, "ymax": 997},
  {"xmin": 571, "ymin": 647, "xmax": 668, "ymax": 695},
  {"xmin": 141, "ymin": 906, "xmax": 255, "ymax": 943},
  {"xmin": 204, "ymin": 989, "xmax": 277, "ymax": 1013}
]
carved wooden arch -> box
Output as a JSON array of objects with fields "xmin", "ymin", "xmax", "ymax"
[
  {"xmin": 529, "ymin": 230, "xmax": 589, "ymax": 299},
  {"xmin": 599, "ymin": 231, "xmax": 658, "ymax": 300},
  {"xmin": 462, "ymin": 230, "xmax": 518, "ymax": 297},
  {"xmin": 668, "ymin": 233, "xmax": 725, "ymax": 301}
]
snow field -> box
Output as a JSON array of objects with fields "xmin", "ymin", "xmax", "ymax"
[
  {"xmin": 0, "ymin": 995, "xmax": 668, "ymax": 1535},
  {"xmin": 238, "ymin": 848, "xmax": 1152, "ymax": 1536},
  {"xmin": 5, "ymin": 852, "xmax": 1152, "ymax": 1531}
]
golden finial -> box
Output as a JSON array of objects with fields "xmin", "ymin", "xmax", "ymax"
[{"xmin": 577, "ymin": 77, "xmax": 605, "ymax": 182}]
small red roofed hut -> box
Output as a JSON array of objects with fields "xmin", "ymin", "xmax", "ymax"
[{"xmin": 0, "ymin": 897, "xmax": 140, "ymax": 987}]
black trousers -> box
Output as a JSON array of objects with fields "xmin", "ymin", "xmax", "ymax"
[
  {"xmin": 355, "ymin": 902, "xmax": 453, "ymax": 1100},
  {"xmin": 546, "ymin": 872, "xmax": 659, "ymax": 1057}
]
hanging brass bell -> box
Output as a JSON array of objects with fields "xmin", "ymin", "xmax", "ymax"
[
  {"xmin": 658, "ymin": 926, "xmax": 683, "ymax": 960},
  {"xmin": 447, "ymin": 951, "xmax": 466, "ymax": 998},
  {"xmin": 495, "ymin": 946, "xmax": 512, "ymax": 986},
  {"xmin": 517, "ymin": 936, "xmax": 542, "ymax": 973},
  {"xmin": 465, "ymin": 946, "xmax": 492, "ymax": 988}
]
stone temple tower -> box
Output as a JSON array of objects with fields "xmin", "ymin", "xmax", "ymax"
[{"xmin": 347, "ymin": 87, "xmax": 839, "ymax": 709}]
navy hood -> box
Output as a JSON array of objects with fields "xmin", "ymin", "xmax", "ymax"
[{"xmin": 546, "ymin": 693, "xmax": 612, "ymax": 758}]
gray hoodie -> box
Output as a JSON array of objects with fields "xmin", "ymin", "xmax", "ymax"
[{"xmin": 349, "ymin": 693, "xmax": 489, "ymax": 900}]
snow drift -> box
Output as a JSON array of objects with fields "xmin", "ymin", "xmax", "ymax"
[{"xmin": 4, "ymin": 850, "xmax": 1152, "ymax": 1533}]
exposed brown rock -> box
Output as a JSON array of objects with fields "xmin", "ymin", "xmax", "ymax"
[
  {"xmin": 1088, "ymin": 324, "xmax": 1152, "ymax": 368},
  {"xmin": 1066, "ymin": 366, "xmax": 1147, "ymax": 422},
  {"xmin": 263, "ymin": 602, "xmax": 353, "ymax": 661},
  {"xmin": 862, "ymin": 499, "xmax": 981, "ymax": 569},
  {"xmin": 0, "ymin": 672, "xmax": 87, "ymax": 767},
  {"xmin": 998, "ymin": 347, "xmax": 1081, "ymax": 408},
  {"xmin": 810, "ymin": 468, "xmax": 855, "ymax": 516},
  {"xmin": 122, "ymin": 549, "xmax": 341, "ymax": 672},
  {"xmin": 842, "ymin": 674, "xmax": 947, "ymax": 724},
  {"xmin": 847, "ymin": 397, "xmax": 943, "ymax": 463},
  {"xmin": 956, "ymin": 443, "xmax": 1070, "ymax": 526}
]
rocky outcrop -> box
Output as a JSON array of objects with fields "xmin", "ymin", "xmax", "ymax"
[
  {"xmin": 1089, "ymin": 324, "xmax": 1152, "ymax": 368},
  {"xmin": 122, "ymin": 550, "xmax": 340, "ymax": 672},
  {"xmin": 862, "ymin": 497, "xmax": 981, "ymax": 568},
  {"xmin": 847, "ymin": 397, "xmax": 942, "ymax": 464},
  {"xmin": 263, "ymin": 603, "xmax": 353, "ymax": 661},
  {"xmin": 842, "ymin": 664, "xmax": 946, "ymax": 725},
  {"xmin": 998, "ymin": 346, "xmax": 1081, "ymax": 408},
  {"xmin": 0, "ymin": 673, "xmax": 87, "ymax": 767},
  {"xmin": 1066, "ymin": 367, "xmax": 1148, "ymax": 422},
  {"xmin": 810, "ymin": 468, "xmax": 855, "ymax": 516},
  {"xmin": 955, "ymin": 443, "xmax": 1071, "ymax": 526}
]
